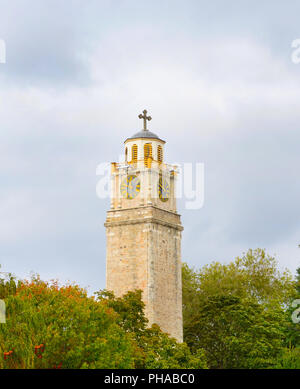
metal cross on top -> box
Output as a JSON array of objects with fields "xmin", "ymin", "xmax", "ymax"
[{"xmin": 139, "ymin": 109, "xmax": 152, "ymax": 131}]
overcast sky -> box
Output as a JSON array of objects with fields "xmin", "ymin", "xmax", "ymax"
[{"xmin": 0, "ymin": 0, "xmax": 299, "ymax": 293}]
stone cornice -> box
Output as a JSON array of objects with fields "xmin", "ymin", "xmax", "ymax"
[
  {"xmin": 104, "ymin": 216, "xmax": 184, "ymax": 231},
  {"xmin": 107, "ymin": 205, "xmax": 182, "ymax": 218}
]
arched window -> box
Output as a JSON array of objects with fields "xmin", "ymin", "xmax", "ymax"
[
  {"xmin": 125, "ymin": 147, "xmax": 128, "ymax": 162},
  {"xmin": 144, "ymin": 143, "xmax": 152, "ymax": 168},
  {"xmin": 131, "ymin": 144, "xmax": 138, "ymax": 163},
  {"xmin": 157, "ymin": 145, "xmax": 163, "ymax": 163}
]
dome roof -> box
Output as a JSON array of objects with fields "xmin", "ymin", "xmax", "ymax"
[{"xmin": 125, "ymin": 130, "xmax": 165, "ymax": 143}]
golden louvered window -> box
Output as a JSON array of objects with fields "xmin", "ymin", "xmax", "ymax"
[
  {"xmin": 144, "ymin": 143, "xmax": 152, "ymax": 168},
  {"xmin": 157, "ymin": 145, "xmax": 163, "ymax": 163},
  {"xmin": 125, "ymin": 147, "xmax": 128, "ymax": 162},
  {"xmin": 131, "ymin": 144, "xmax": 138, "ymax": 163}
]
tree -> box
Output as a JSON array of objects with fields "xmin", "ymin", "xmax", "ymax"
[
  {"xmin": 182, "ymin": 249, "xmax": 295, "ymax": 368},
  {"xmin": 184, "ymin": 294, "xmax": 284, "ymax": 368},
  {"xmin": 296, "ymin": 267, "xmax": 300, "ymax": 295},
  {"xmin": 96, "ymin": 289, "xmax": 148, "ymax": 339},
  {"xmin": 97, "ymin": 289, "xmax": 207, "ymax": 369},
  {"xmin": 274, "ymin": 347, "xmax": 300, "ymax": 369},
  {"xmin": 282, "ymin": 267, "xmax": 300, "ymax": 349},
  {"xmin": 0, "ymin": 274, "xmax": 135, "ymax": 369},
  {"xmin": 186, "ymin": 248, "xmax": 294, "ymax": 305},
  {"xmin": 0, "ymin": 271, "xmax": 207, "ymax": 369}
]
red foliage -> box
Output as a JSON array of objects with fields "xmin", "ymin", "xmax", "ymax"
[
  {"xmin": 4, "ymin": 350, "xmax": 13, "ymax": 361},
  {"xmin": 34, "ymin": 344, "xmax": 45, "ymax": 359}
]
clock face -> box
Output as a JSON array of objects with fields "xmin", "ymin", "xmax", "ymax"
[
  {"xmin": 120, "ymin": 175, "xmax": 141, "ymax": 199},
  {"xmin": 158, "ymin": 177, "xmax": 170, "ymax": 202}
]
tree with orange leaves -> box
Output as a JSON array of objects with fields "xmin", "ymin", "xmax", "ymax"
[{"xmin": 0, "ymin": 272, "xmax": 134, "ymax": 369}]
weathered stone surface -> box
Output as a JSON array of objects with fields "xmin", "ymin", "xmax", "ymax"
[
  {"xmin": 105, "ymin": 206, "xmax": 183, "ymax": 342},
  {"xmin": 105, "ymin": 132, "xmax": 183, "ymax": 342}
]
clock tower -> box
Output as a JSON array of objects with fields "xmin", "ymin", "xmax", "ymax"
[{"xmin": 105, "ymin": 110, "xmax": 183, "ymax": 342}]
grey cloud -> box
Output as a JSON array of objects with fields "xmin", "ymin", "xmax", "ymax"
[{"xmin": 0, "ymin": 0, "xmax": 300, "ymax": 293}]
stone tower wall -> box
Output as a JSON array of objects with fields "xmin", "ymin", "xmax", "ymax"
[{"xmin": 105, "ymin": 206, "xmax": 183, "ymax": 341}]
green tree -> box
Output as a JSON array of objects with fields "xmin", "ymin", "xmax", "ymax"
[
  {"xmin": 96, "ymin": 289, "xmax": 148, "ymax": 339},
  {"xmin": 185, "ymin": 294, "xmax": 284, "ymax": 368},
  {"xmin": 283, "ymin": 267, "xmax": 300, "ymax": 349},
  {"xmin": 0, "ymin": 274, "xmax": 135, "ymax": 369},
  {"xmin": 1, "ymin": 271, "xmax": 207, "ymax": 369},
  {"xmin": 186, "ymin": 248, "xmax": 294, "ymax": 305},
  {"xmin": 274, "ymin": 347, "xmax": 300, "ymax": 369},
  {"xmin": 97, "ymin": 289, "xmax": 207, "ymax": 369},
  {"xmin": 182, "ymin": 249, "xmax": 295, "ymax": 369},
  {"xmin": 296, "ymin": 267, "xmax": 300, "ymax": 295},
  {"xmin": 139, "ymin": 324, "xmax": 207, "ymax": 369}
]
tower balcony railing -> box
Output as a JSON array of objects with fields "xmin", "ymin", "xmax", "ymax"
[{"xmin": 112, "ymin": 159, "xmax": 179, "ymax": 175}]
